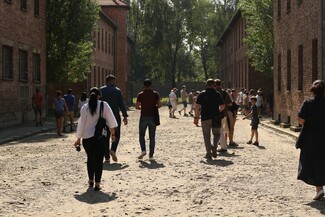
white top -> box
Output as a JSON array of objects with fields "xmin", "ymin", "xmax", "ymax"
[
  {"xmin": 256, "ymin": 94, "xmax": 263, "ymax": 107},
  {"xmin": 78, "ymin": 99, "xmax": 88, "ymax": 109},
  {"xmin": 76, "ymin": 100, "xmax": 118, "ymax": 139},
  {"xmin": 169, "ymin": 92, "xmax": 177, "ymax": 103}
]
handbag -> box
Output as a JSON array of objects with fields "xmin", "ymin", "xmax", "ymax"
[
  {"xmin": 94, "ymin": 101, "xmax": 108, "ymax": 146},
  {"xmin": 154, "ymin": 92, "xmax": 160, "ymax": 126}
]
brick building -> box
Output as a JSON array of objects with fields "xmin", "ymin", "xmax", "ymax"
[
  {"xmin": 0, "ymin": 0, "xmax": 46, "ymax": 128},
  {"xmin": 217, "ymin": 10, "xmax": 273, "ymax": 96},
  {"xmin": 273, "ymin": 0, "xmax": 325, "ymax": 126},
  {"xmin": 96, "ymin": 0, "xmax": 132, "ymax": 103}
]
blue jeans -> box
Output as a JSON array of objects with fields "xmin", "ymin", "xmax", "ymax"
[{"xmin": 139, "ymin": 116, "xmax": 156, "ymax": 157}]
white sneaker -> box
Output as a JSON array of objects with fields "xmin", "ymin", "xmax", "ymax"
[{"xmin": 138, "ymin": 151, "xmax": 146, "ymax": 159}]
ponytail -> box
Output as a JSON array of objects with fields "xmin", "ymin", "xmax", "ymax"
[{"xmin": 88, "ymin": 87, "xmax": 101, "ymax": 115}]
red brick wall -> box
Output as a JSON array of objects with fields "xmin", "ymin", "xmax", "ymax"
[
  {"xmin": 101, "ymin": 6, "xmax": 129, "ymax": 99},
  {"xmin": 219, "ymin": 13, "xmax": 273, "ymax": 95},
  {"xmin": 0, "ymin": 0, "xmax": 46, "ymax": 128},
  {"xmin": 273, "ymin": 0, "xmax": 319, "ymax": 125},
  {"xmin": 90, "ymin": 16, "xmax": 115, "ymax": 89}
]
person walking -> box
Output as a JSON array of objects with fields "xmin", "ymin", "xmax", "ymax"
[
  {"xmin": 77, "ymin": 92, "xmax": 88, "ymax": 116},
  {"xmin": 100, "ymin": 75, "xmax": 128, "ymax": 163},
  {"xmin": 296, "ymin": 80, "xmax": 325, "ymax": 200},
  {"xmin": 169, "ymin": 88, "xmax": 178, "ymax": 118},
  {"xmin": 63, "ymin": 89, "xmax": 76, "ymax": 132},
  {"xmin": 214, "ymin": 79, "xmax": 234, "ymax": 152},
  {"xmin": 178, "ymin": 85, "xmax": 189, "ymax": 116},
  {"xmin": 135, "ymin": 79, "xmax": 161, "ymax": 160},
  {"xmin": 243, "ymin": 96, "xmax": 260, "ymax": 146},
  {"xmin": 52, "ymin": 90, "xmax": 69, "ymax": 136},
  {"xmin": 32, "ymin": 87, "xmax": 44, "ymax": 126},
  {"xmin": 74, "ymin": 87, "xmax": 118, "ymax": 191},
  {"xmin": 194, "ymin": 79, "xmax": 225, "ymax": 159}
]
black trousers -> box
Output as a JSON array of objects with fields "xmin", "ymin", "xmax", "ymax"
[{"xmin": 82, "ymin": 136, "xmax": 105, "ymax": 183}]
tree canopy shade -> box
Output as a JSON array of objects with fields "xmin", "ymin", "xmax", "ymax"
[
  {"xmin": 128, "ymin": 0, "xmax": 237, "ymax": 87},
  {"xmin": 46, "ymin": 0, "xmax": 99, "ymax": 83},
  {"xmin": 238, "ymin": 0, "xmax": 273, "ymax": 76}
]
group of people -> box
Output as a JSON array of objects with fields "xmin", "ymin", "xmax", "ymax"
[
  {"xmin": 74, "ymin": 76, "xmax": 161, "ymax": 191},
  {"xmin": 37, "ymin": 76, "xmax": 325, "ymax": 200}
]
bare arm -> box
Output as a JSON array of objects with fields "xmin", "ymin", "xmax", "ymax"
[
  {"xmin": 298, "ymin": 117, "xmax": 305, "ymax": 126},
  {"xmin": 135, "ymin": 101, "xmax": 141, "ymax": 110}
]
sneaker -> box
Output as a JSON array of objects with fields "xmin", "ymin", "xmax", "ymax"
[
  {"xmin": 246, "ymin": 140, "xmax": 252, "ymax": 144},
  {"xmin": 313, "ymin": 190, "xmax": 325, "ymax": 200},
  {"xmin": 204, "ymin": 154, "xmax": 212, "ymax": 160},
  {"xmin": 138, "ymin": 151, "xmax": 146, "ymax": 159},
  {"xmin": 189, "ymin": 112, "xmax": 193, "ymax": 117},
  {"xmin": 211, "ymin": 146, "xmax": 217, "ymax": 158},
  {"xmin": 217, "ymin": 148, "xmax": 227, "ymax": 153},
  {"xmin": 184, "ymin": 113, "xmax": 189, "ymax": 117},
  {"xmin": 109, "ymin": 150, "xmax": 118, "ymax": 162},
  {"xmin": 253, "ymin": 141, "xmax": 259, "ymax": 146},
  {"xmin": 178, "ymin": 111, "xmax": 182, "ymax": 115}
]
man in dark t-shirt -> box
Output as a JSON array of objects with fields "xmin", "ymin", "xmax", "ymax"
[
  {"xmin": 136, "ymin": 79, "xmax": 161, "ymax": 160},
  {"xmin": 194, "ymin": 79, "xmax": 225, "ymax": 159}
]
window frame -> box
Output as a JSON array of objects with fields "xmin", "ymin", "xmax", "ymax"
[
  {"xmin": 21, "ymin": 0, "xmax": 27, "ymax": 11},
  {"xmin": 34, "ymin": 0, "xmax": 40, "ymax": 16},
  {"xmin": 19, "ymin": 49, "xmax": 28, "ymax": 81},
  {"xmin": 32, "ymin": 53, "xmax": 41, "ymax": 82},
  {"xmin": 2, "ymin": 45, "xmax": 14, "ymax": 80}
]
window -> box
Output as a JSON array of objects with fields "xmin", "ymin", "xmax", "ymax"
[
  {"xmin": 105, "ymin": 31, "xmax": 107, "ymax": 53},
  {"xmin": 108, "ymin": 34, "xmax": 111, "ymax": 54},
  {"xmin": 287, "ymin": 50, "xmax": 291, "ymax": 91},
  {"xmin": 21, "ymin": 0, "xmax": 27, "ymax": 10},
  {"xmin": 34, "ymin": 0, "xmax": 39, "ymax": 16},
  {"xmin": 277, "ymin": 54, "xmax": 281, "ymax": 91},
  {"xmin": 286, "ymin": 0, "xmax": 291, "ymax": 13},
  {"xmin": 19, "ymin": 50, "xmax": 28, "ymax": 81},
  {"xmin": 2, "ymin": 46, "xmax": 13, "ymax": 79},
  {"xmin": 32, "ymin": 53, "xmax": 40, "ymax": 82},
  {"xmin": 101, "ymin": 29, "xmax": 104, "ymax": 52},
  {"xmin": 98, "ymin": 31, "xmax": 100, "ymax": 50},
  {"xmin": 93, "ymin": 66, "xmax": 96, "ymax": 87},
  {"xmin": 277, "ymin": 0, "xmax": 281, "ymax": 20},
  {"xmin": 298, "ymin": 45, "xmax": 303, "ymax": 90},
  {"xmin": 312, "ymin": 39, "xmax": 318, "ymax": 82}
]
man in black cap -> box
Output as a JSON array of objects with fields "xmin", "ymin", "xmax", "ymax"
[{"xmin": 100, "ymin": 74, "xmax": 128, "ymax": 163}]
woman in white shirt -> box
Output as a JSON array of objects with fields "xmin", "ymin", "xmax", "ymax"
[{"xmin": 74, "ymin": 87, "xmax": 118, "ymax": 191}]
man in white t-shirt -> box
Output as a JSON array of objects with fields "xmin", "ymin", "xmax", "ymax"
[{"xmin": 169, "ymin": 88, "xmax": 178, "ymax": 118}]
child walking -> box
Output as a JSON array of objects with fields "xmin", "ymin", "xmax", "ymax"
[{"xmin": 243, "ymin": 96, "xmax": 259, "ymax": 146}]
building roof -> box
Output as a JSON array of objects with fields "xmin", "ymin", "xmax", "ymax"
[
  {"xmin": 216, "ymin": 10, "xmax": 241, "ymax": 47},
  {"xmin": 99, "ymin": 10, "xmax": 118, "ymax": 29},
  {"xmin": 98, "ymin": 0, "xmax": 130, "ymax": 7}
]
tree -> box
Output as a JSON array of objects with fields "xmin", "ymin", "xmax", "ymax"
[
  {"xmin": 46, "ymin": 0, "xmax": 99, "ymax": 83},
  {"xmin": 238, "ymin": 0, "xmax": 273, "ymax": 75}
]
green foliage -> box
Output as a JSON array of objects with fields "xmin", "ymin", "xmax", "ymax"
[
  {"xmin": 238, "ymin": 0, "xmax": 273, "ymax": 75},
  {"xmin": 129, "ymin": 0, "xmax": 238, "ymax": 87},
  {"xmin": 46, "ymin": 0, "xmax": 99, "ymax": 84}
]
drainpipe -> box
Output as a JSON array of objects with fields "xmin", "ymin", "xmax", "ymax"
[{"xmin": 320, "ymin": 0, "xmax": 324, "ymax": 80}]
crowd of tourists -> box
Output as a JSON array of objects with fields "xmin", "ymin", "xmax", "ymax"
[{"xmin": 32, "ymin": 76, "xmax": 325, "ymax": 200}]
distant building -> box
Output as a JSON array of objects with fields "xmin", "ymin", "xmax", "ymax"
[
  {"xmin": 0, "ymin": 0, "xmax": 46, "ymax": 128},
  {"xmin": 95, "ymin": 0, "xmax": 133, "ymax": 103},
  {"xmin": 217, "ymin": 10, "xmax": 272, "ymax": 95},
  {"xmin": 273, "ymin": 0, "xmax": 325, "ymax": 126}
]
